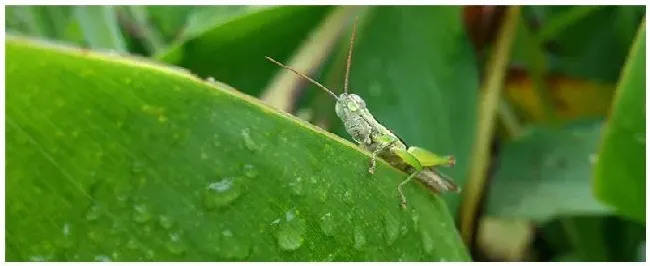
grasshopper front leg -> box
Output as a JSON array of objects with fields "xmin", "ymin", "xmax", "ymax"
[{"xmin": 368, "ymin": 134, "xmax": 397, "ymax": 174}]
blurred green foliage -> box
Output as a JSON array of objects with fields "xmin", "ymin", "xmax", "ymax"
[{"xmin": 5, "ymin": 5, "xmax": 646, "ymax": 262}]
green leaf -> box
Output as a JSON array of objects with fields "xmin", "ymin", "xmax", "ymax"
[
  {"xmin": 5, "ymin": 6, "xmax": 57, "ymax": 38},
  {"xmin": 73, "ymin": 6, "xmax": 127, "ymax": 52},
  {"xmin": 6, "ymin": 37, "xmax": 469, "ymax": 261},
  {"xmin": 156, "ymin": 6, "xmax": 332, "ymax": 97},
  {"xmin": 522, "ymin": 6, "xmax": 644, "ymax": 83},
  {"xmin": 180, "ymin": 6, "xmax": 260, "ymax": 39},
  {"xmin": 540, "ymin": 215, "xmax": 644, "ymax": 262},
  {"xmin": 122, "ymin": 6, "xmax": 166, "ymax": 55},
  {"xmin": 322, "ymin": 7, "xmax": 479, "ymax": 213},
  {"xmin": 594, "ymin": 19, "xmax": 646, "ymax": 224},
  {"xmin": 146, "ymin": 6, "xmax": 197, "ymax": 42},
  {"xmin": 486, "ymin": 122, "xmax": 613, "ymax": 222}
]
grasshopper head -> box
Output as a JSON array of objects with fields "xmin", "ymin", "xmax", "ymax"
[{"xmin": 334, "ymin": 93, "xmax": 366, "ymax": 120}]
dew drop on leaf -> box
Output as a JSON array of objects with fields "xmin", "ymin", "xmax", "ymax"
[
  {"xmin": 319, "ymin": 212, "xmax": 336, "ymax": 236},
  {"xmin": 133, "ymin": 204, "xmax": 152, "ymax": 224},
  {"xmin": 384, "ymin": 213, "xmax": 400, "ymax": 245},
  {"xmin": 241, "ymin": 128, "xmax": 258, "ymax": 151},
  {"xmin": 242, "ymin": 164, "xmax": 258, "ymax": 178},
  {"xmin": 131, "ymin": 161, "xmax": 145, "ymax": 174},
  {"xmin": 203, "ymin": 178, "xmax": 242, "ymax": 210},
  {"xmin": 411, "ymin": 209, "xmax": 420, "ymax": 231},
  {"xmin": 275, "ymin": 209, "xmax": 305, "ymax": 251},
  {"xmin": 343, "ymin": 190, "xmax": 353, "ymax": 204},
  {"xmin": 29, "ymin": 255, "xmax": 46, "ymax": 262},
  {"xmin": 288, "ymin": 177, "xmax": 304, "ymax": 196},
  {"xmin": 85, "ymin": 204, "xmax": 101, "ymax": 221},
  {"xmin": 165, "ymin": 232, "xmax": 186, "ymax": 256},
  {"xmin": 216, "ymin": 229, "xmax": 251, "ymax": 259},
  {"xmin": 158, "ymin": 215, "xmax": 174, "ymax": 229},
  {"xmin": 420, "ymin": 227, "xmax": 435, "ymax": 255},
  {"xmin": 354, "ymin": 226, "xmax": 366, "ymax": 250},
  {"xmin": 126, "ymin": 239, "xmax": 140, "ymax": 250},
  {"xmin": 94, "ymin": 255, "xmax": 111, "ymax": 262}
]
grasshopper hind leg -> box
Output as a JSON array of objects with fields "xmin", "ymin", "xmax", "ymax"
[{"xmin": 397, "ymin": 170, "xmax": 420, "ymax": 209}]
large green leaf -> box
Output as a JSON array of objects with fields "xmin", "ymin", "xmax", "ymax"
[
  {"xmin": 156, "ymin": 6, "xmax": 332, "ymax": 97},
  {"xmin": 5, "ymin": 37, "xmax": 470, "ymax": 261},
  {"xmin": 486, "ymin": 122, "xmax": 613, "ymax": 222},
  {"xmin": 594, "ymin": 20, "xmax": 646, "ymax": 223},
  {"xmin": 318, "ymin": 7, "xmax": 479, "ymax": 213}
]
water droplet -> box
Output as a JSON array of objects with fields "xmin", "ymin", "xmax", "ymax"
[
  {"xmin": 203, "ymin": 178, "xmax": 242, "ymax": 210},
  {"xmin": 354, "ymin": 226, "xmax": 366, "ymax": 250},
  {"xmin": 275, "ymin": 209, "xmax": 305, "ymax": 251},
  {"xmin": 85, "ymin": 204, "xmax": 101, "ymax": 221},
  {"xmin": 317, "ymin": 188, "xmax": 328, "ymax": 202},
  {"xmin": 117, "ymin": 194, "xmax": 129, "ymax": 207},
  {"xmin": 420, "ymin": 228, "xmax": 434, "ymax": 255},
  {"xmin": 126, "ymin": 239, "xmax": 140, "ymax": 250},
  {"xmin": 320, "ymin": 213, "xmax": 336, "ymax": 236},
  {"xmin": 288, "ymin": 177, "xmax": 304, "ymax": 196},
  {"xmin": 144, "ymin": 249, "xmax": 155, "ymax": 259},
  {"xmin": 165, "ymin": 232, "xmax": 186, "ymax": 255},
  {"xmin": 324, "ymin": 253, "xmax": 336, "ymax": 262},
  {"xmin": 87, "ymin": 230, "xmax": 104, "ymax": 243},
  {"xmin": 411, "ymin": 209, "xmax": 420, "ymax": 231},
  {"xmin": 131, "ymin": 162, "xmax": 145, "ymax": 174},
  {"xmin": 111, "ymin": 251, "xmax": 121, "ymax": 261},
  {"xmin": 241, "ymin": 129, "xmax": 258, "ymax": 151},
  {"xmin": 95, "ymin": 255, "xmax": 111, "ymax": 262},
  {"xmin": 285, "ymin": 208, "xmax": 297, "ymax": 221},
  {"xmin": 206, "ymin": 77, "xmax": 216, "ymax": 83},
  {"xmin": 343, "ymin": 190, "xmax": 353, "ymax": 204},
  {"xmin": 400, "ymin": 225, "xmax": 409, "ymax": 236},
  {"xmin": 242, "ymin": 164, "xmax": 258, "ymax": 178},
  {"xmin": 216, "ymin": 229, "xmax": 250, "ymax": 259},
  {"xmin": 277, "ymin": 224, "xmax": 304, "ymax": 251},
  {"xmin": 588, "ymin": 153, "xmax": 598, "ymax": 164},
  {"xmin": 29, "ymin": 255, "xmax": 46, "ymax": 262},
  {"xmin": 63, "ymin": 223, "xmax": 71, "ymax": 236},
  {"xmin": 384, "ymin": 213, "xmax": 400, "ymax": 245},
  {"xmin": 159, "ymin": 215, "xmax": 174, "ymax": 229},
  {"xmin": 133, "ymin": 204, "xmax": 152, "ymax": 223}
]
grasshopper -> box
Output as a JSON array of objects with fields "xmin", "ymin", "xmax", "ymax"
[{"xmin": 265, "ymin": 17, "xmax": 459, "ymax": 208}]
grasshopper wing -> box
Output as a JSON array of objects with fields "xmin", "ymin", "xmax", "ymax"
[
  {"xmin": 394, "ymin": 149, "xmax": 423, "ymax": 171},
  {"xmin": 407, "ymin": 146, "xmax": 455, "ymax": 168},
  {"xmin": 416, "ymin": 167, "xmax": 461, "ymax": 193}
]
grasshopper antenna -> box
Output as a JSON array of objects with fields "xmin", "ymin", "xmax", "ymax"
[
  {"xmin": 343, "ymin": 16, "xmax": 358, "ymax": 95},
  {"xmin": 265, "ymin": 56, "xmax": 339, "ymax": 100}
]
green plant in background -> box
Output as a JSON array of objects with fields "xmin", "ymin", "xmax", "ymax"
[{"xmin": 4, "ymin": 5, "xmax": 646, "ymax": 262}]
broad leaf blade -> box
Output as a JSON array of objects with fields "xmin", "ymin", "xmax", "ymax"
[
  {"xmin": 6, "ymin": 37, "xmax": 469, "ymax": 262},
  {"xmin": 594, "ymin": 20, "xmax": 646, "ymax": 223},
  {"xmin": 486, "ymin": 122, "xmax": 613, "ymax": 222}
]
